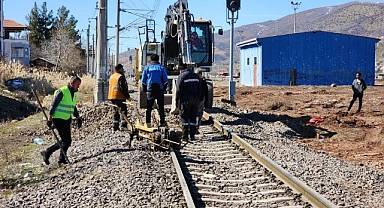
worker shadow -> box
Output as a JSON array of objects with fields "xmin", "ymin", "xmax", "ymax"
[
  {"xmin": 102, "ymin": 148, "xmax": 135, "ymax": 154},
  {"xmin": 206, "ymin": 107, "xmax": 334, "ymax": 139},
  {"xmin": 72, "ymin": 148, "xmax": 135, "ymax": 164}
]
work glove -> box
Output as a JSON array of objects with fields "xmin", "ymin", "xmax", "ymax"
[
  {"xmin": 47, "ymin": 120, "xmax": 53, "ymax": 128},
  {"xmin": 77, "ymin": 117, "xmax": 82, "ymax": 129}
]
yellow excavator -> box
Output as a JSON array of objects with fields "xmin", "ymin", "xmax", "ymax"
[{"xmin": 134, "ymin": 0, "xmax": 223, "ymax": 112}]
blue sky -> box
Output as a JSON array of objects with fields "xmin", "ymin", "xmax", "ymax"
[{"xmin": 4, "ymin": 0, "xmax": 384, "ymax": 54}]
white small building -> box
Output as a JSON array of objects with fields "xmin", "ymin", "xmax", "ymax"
[{"xmin": 3, "ymin": 19, "xmax": 30, "ymax": 65}]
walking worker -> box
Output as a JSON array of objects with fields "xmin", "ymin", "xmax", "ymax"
[
  {"xmin": 176, "ymin": 65, "xmax": 200, "ymax": 141},
  {"xmin": 40, "ymin": 76, "xmax": 83, "ymax": 165},
  {"xmin": 195, "ymin": 68, "xmax": 208, "ymax": 133},
  {"xmin": 347, "ymin": 72, "xmax": 367, "ymax": 113},
  {"xmin": 141, "ymin": 54, "xmax": 168, "ymax": 127},
  {"xmin": 108, "ymin": 64, "xmax": 132, "ymax": 131}
]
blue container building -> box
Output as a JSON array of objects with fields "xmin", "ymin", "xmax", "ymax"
[{"xmin": 237, "ymin": 31, "xmax": 380, "ymax": 86}]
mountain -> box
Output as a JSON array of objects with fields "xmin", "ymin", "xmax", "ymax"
[
  {"xmin": 117, "ymin": 2, "xmax": 384, "ymax": 73},
  {"xmin": 214, "ymin": 1, "xmax": 384, "ymax": 69}
]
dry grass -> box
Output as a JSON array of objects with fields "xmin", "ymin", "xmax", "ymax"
[
  {"xmin": 0, "ymin": 62, "xmax": 26, "ymax": 85},
  {"xmin": 0, "ymin": 62, "xmax": 94, "ymax": 100}
]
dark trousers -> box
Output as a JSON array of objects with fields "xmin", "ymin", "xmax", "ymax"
[
  {"xmin": 146, "ymin": 91, "xmax": 165, "ymax": 124},
  {"xmin": 180, "ymin": 100, "xmax": 199, "ymax": 139},
  {"xmin": 196, "ymin": 100, "xmax": 205, "ymax": 129},
  {"xmin": 348, "ymin": 93, "xmax": 363, "ymax": 112},
  {"xmin": 111, "ymin": 100, "xmax": 128, "ymax": 128},
  {"xmin": 46, "ymin": 118, "xmax": 72, "ymax": 162}
]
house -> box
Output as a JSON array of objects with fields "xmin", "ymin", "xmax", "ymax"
[
  {"xmin": 3, "ymin": 19, "xmax": 30, "ymax": 65},
  {"xmin": 237, "ymin": 31, "xmax": 380, "ymax": 86},
  {"xmin": 30, "ymin": 57, "xmax": 57, "ymax": 70}
]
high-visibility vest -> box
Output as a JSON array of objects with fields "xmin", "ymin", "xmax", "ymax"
[
  {"xmin": 52, "ymin": 86, "xmax": 77, "ymax": 120},
  {"xmin": 108, "ymin": 72, "xmax": 125, "ymax": 100}
]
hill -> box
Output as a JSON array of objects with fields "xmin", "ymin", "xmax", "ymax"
[{"xmin": 214, "ymin": 1, "xmax": 384, "ymax": 71}]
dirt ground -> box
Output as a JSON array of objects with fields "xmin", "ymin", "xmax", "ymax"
[
  {"xmin": 0, "ymin": 79, "xmax": 383, "ymax": 178},
  {"xmin": 214, "ymin": 79, "xmax": 384, "ymax": 172}
]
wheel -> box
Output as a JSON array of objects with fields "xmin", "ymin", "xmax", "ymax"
[{"xmin": 206, "ymin": 80, "xmax": 214, "ymax": 109}]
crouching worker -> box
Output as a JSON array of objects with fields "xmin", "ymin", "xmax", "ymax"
[
  {"xmin": 40, "ymin": 76, "xmax": 83, "ymax": 165},
  {"xmin": 108, "ymin": 64, "xmax": 132, "ymax": 131}
]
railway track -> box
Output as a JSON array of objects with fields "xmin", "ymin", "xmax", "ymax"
[{"xmin": 170, "ymin": 112, "xmax": 336, "ymax": 208}]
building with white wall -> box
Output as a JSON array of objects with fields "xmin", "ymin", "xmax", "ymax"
[{"xmin": 3, "ymin": 19, "xmax": 30, "ymax": 65}]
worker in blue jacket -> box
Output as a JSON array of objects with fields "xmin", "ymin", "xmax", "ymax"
[
  {"xmin": 176, "ymin": 65, "xmax": 200, "ymax": 141},
  {"xmin": 141, "ymin": 54, "xmax": 168, "ymax": 126}
]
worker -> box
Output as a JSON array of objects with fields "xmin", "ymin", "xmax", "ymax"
[
  {"xmin": 108, "ymin": 64, "xmax": 132, "ymax": 131},
  {"xmin": 176, "ymin": 65, "xmax": 200, "ymax": 141},
  {"xmin": 195, "ymin": 68, "xmax": 208, "ymax": 134},
  {"xmin": 40, "ymin": 76, "xmax": 83, "ymax": 165},
  {"xmin": 347, "ymin": 72, "xmax": 367, "ymax": 113},
  {"xmin": 191, "ymin": 31, "xmax": 203, "ymax": 50},
  {"xmin": 141, "ymin": 54, "xmax": 168, "ymax": 127}
]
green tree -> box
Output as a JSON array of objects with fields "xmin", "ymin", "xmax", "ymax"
[
  {"xmin": 26, "ymin": 2, "xmax": 85, "ymax": 72},
  {"xmin": 26, "ymin": 2, "xmax": 54, "ymax": 48},
  {"xmin": 52, "ymin": 6, "xmax": 80, "ymax": 44}
]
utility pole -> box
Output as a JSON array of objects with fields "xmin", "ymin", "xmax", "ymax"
[
  {"xmin": 92, "ymin": 34, "xmax": 95, "ymax": 77},
  {"xmin": 94, "ymin": 0, "xmax": 108, "ymax": 103},
  {"xmin": 0, "ymin": 0, "xmax": 4, "ymax": 57},
  {"xmin": 291, "ymin": 1, "xmax": 301, "ymax": 33},
  {"xmin": 226, "ymin": 0, "xmax": 241, "ymax": 103},
  {"xmin": 115, "ymin": 0, "xmax": 120, "ymax": 65},
  {"xmin": 86, "ymin": 24, "xmax": 90, "ymax": 74},
  {"xmin": 89, "ymin": 15, "xmax": 98, "ymax": 77},
  {"xmin": 108, "ymin": 48, "xmax": 111, "ymax": 75}
]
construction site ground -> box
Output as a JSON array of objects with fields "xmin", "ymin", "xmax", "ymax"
[
  {"xmin": 0, "ymin": 78, "xmax": 383, "ymax": 181},
  {"xmin": 213, "ymin": 78, "xmax": 384, "ymax": 172}
]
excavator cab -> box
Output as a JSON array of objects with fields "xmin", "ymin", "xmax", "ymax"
[{"xmin": 190, "ymin": 21, "xmax": 213, "ymax": 70}]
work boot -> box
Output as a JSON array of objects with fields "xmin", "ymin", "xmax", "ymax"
[
  {"xmin": 40, "ymin": 150, "xmax": 50, "ymax": 165},
  {"xmin": 182, "ymin": 136, "xmax": 189, "ymax": 143},
  {"xmin": 121, "ymin": 124, "xmax": 128, "ymax": 131},
  {"xmin": 58, "ymin": 159, "xmax": 68, "ymax": 165}
]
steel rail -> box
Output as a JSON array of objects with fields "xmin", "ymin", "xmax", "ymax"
[
  {"xmin": 170, "ymin": 148, "xmax": 196, "ymax": 208},
  {"xmin": 202, "ymin": 112, "xmax": 337, "ymax": 208}
]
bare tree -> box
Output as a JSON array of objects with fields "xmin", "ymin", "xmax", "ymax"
[{"xmin": 40, "ymin": 26, "xmax": 86, "ymax": 75}]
